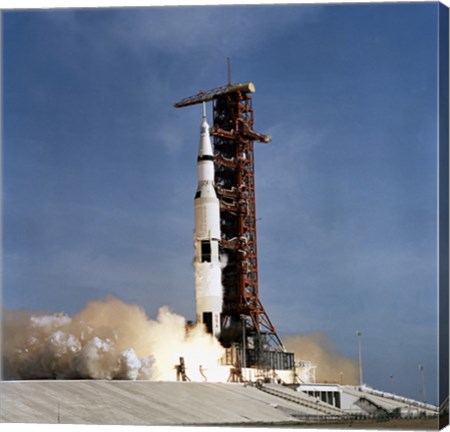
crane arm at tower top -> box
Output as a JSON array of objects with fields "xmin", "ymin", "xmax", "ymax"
[{"xmin": 174, "ymin": 82, "xmax": 255, "ymax": 108}]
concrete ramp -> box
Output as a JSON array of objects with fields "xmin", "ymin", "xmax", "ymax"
[
  {"xmin": 262, "ymin": 384, "xmax": 345, "ymax": 416},
  {"xmin": 341, "ymin": 386, "xmax": 437, "ymax": 416},
  {"xmin": 1, "ymin": 380, "xmax": 333, "ymax": 425}
]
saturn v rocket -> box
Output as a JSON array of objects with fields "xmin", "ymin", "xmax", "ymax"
[{"xmin": 193, "ymin": 103, "xmax": 222, "ymax": 337}]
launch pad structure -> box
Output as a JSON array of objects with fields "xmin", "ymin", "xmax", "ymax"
[{"xmin": 175, "ymin": 80, "xmax": 295, "ymax": 374}]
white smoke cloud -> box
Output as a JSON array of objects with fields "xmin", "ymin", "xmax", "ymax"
[
  {"xmin": 2, "ymin": 296, "xmax": 359, "ymax": 385},
  {"xmin": 2, "ymin": 295, "xmax": 225, "ymax": 382}
]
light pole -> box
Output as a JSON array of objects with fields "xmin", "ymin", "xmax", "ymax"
[
  {"xmin": 356, "ymin": 331, "xmax": 363, "ymax": 387},
  {"xmin": 390, "ymin": 375, "xmax": 395, "ymax": 394},
  {"xmin": 418, "ymin": 364, "xmax": 427, "ymax": 403}
]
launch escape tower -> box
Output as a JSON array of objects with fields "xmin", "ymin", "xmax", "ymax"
[{"xmin": 175, "ymin": 81, "xmax": 294, "ymax": 372}]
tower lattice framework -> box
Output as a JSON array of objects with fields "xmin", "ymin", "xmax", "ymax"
[{"xmin": 175, "ymin": 82, "xmax": 293, "ymax": 369}]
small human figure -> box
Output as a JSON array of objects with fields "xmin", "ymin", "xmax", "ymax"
[
  {"xmin": 175, "ymin": 357, "xmax": 190, "ymax": 381},
  {"xmin": 199, "ymin": 365, "xmax": 207, "ymax": 382}
]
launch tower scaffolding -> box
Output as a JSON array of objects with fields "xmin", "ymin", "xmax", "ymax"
[{"xmin": 175, "ymin": 82, "xmax": 294, "ymax": 372}]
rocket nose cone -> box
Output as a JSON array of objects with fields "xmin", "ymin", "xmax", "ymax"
[
  {"xmin": 200, "ymin": 118, "xmax": 209, "ymax": 135},
  {"xmin": 198, "ymin": 103, "xmax": 213, "ymax": 157},
  {"xmin": 198, "ymin": 134, "xmax": 213, "ymax": 157},
  {"xmin": 200, "ymin": 102, "xmax": 210, "ymax": 134}
]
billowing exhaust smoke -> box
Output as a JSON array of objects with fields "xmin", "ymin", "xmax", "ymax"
[
  {"xmin": 2, "ymin": 296, "xmax": 359, "ymax": 384},
  {"xmin": 284, "ymin": 333, "xmax": 359, "ymax": 384},
  {"xmin": 2, "ymin": 295, "xmax": 225, "ymax": 381}
]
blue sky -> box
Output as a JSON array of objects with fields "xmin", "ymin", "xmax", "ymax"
[{"xmin": 3, "ymin": 3, "xmax": 440, "ymax": 402}]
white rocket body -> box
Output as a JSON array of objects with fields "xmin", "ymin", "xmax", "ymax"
[{"xmin": 194, "ymin": 104, "xmax": 222, "ymax": 337}]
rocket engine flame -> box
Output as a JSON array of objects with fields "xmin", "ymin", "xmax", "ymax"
[{"xmin": 1, "ymin": 295, "xmax": 226, "ymax": 381}]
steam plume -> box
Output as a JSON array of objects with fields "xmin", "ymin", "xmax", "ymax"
[
  {"xmin": 284, "ymin": 333, "xmax": 359, "ymax": 384},
  {"xmin": 2, "ymin": 295, "xmax": 224, "ymax": 381},
  {"xmin": 2, "ymin": 296, "xmax": 360, "ymax": 384}
]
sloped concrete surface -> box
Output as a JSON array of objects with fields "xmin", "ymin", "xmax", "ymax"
[
  {"xmin": 342, "ymin": 386, "xmax": 437, "ymax": 415},
  {"xmin": 1, "ymin": 380, "xmax": 330, "ymax": 425},
  {"xmin": 263, "ymin": 384, "xmax": 345, "ymax": 415}
]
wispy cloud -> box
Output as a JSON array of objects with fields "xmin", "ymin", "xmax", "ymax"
[{"xmin": 42, "ymin": 6, "xmax": 323, "ymax": 58}]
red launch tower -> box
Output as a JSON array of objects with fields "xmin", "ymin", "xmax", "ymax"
[{"xmin": 175, "ymin": 81, "xmax": 294, "ymax": 371}]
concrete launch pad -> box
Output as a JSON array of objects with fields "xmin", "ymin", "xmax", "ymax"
[
  {"xmin": 0, "ymin": 380, "xmax": 327, "ymax": 425},
  {"xmin": 0, "ymin": 380, "xmax": 439, "ymax": 428}
]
